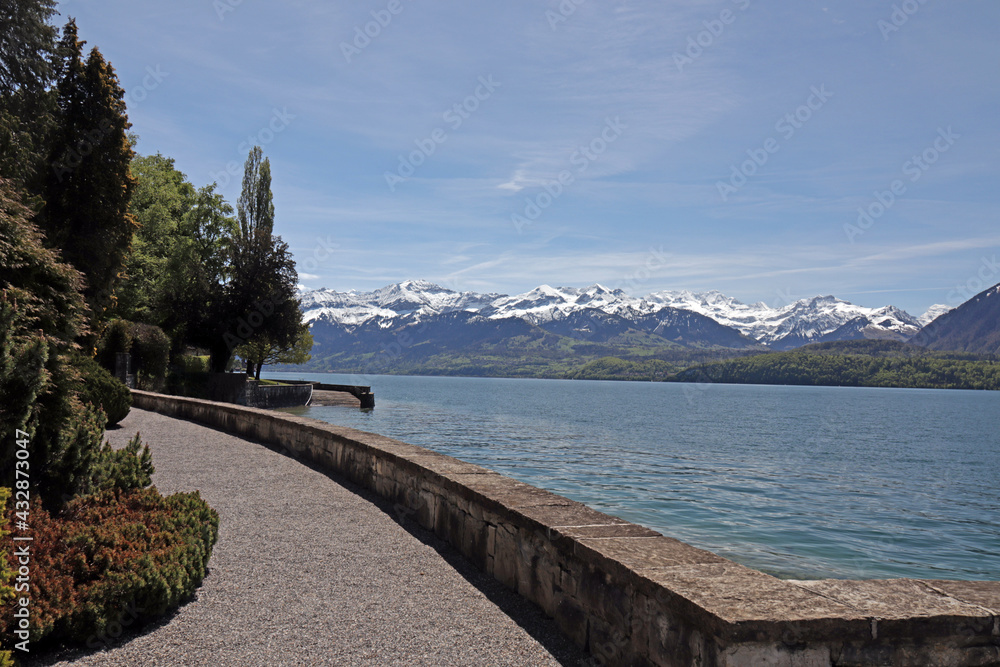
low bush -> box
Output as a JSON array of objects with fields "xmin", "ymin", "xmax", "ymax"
[
  {"xmin": 86, "ymin": 433, "xmax": 155, "ymax": 495},
  {"xmin": 2, "ymin": 487, "xmax": 219, "ymax": 649},
  {"xmin": 74, "ymin": 354, "xmax": 131, "ymax": 426}
]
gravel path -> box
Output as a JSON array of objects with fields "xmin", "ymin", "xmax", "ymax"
[{"xmin": 29, "ymin": 409, "xmax": 592, "ymax": 667}]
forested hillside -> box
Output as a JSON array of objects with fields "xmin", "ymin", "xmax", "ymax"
[{"xmin": 668, "ymin": 341, "xmax": 1000, "ymax": 390}]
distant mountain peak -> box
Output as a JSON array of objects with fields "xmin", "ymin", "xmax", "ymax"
[{"xmin": 911, "ymin": 283, "xmax": 1000, "ymax": 355}]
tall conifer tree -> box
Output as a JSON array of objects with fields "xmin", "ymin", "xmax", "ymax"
[
  {"xmin": 38, "ymin": 20, "xmax": 137, "ymax": 331},
  {"xmin": 0, "ymin": 0, "xmax": 59, "ymax": 192}
]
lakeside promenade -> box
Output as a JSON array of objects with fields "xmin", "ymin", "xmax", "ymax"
[{"xmin": 29, "ymin": 409, "xmax": 591, "ymax": 666}]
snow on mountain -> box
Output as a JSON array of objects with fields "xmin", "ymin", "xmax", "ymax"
[
  {"xmin": 300, "ymin": 279, "xmax": 500, "ymax": 328},
  {"xmin": 482, "ymin": 284, "xmax": 657, "ymax": 323},
  {"xmin": 918, "ymin": 304, "xmax": 953, "ymax": 327},
  {"xmin": 646, "ymin": 291, "xmax": 922, "ymax": 348},
  {"xmin": 300, "ymin": 281, "xmax": 925, "ymax": 349}
]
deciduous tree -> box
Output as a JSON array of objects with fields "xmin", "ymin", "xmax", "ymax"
[
  {"xmin": 116, "ymin": 153, "xmax": 196, "ymax": 323},
  {"xmin": 237, "ymin": 325, "xmax": 313, "ymax": 380},
  {"xmin": 208, "ymin": 147, "xmax": 301, "ymax": 372}
]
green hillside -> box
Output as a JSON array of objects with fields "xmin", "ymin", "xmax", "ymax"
[{"xmin": 667, "ymin": 341, "xmax": 1000, "ymax": 390}]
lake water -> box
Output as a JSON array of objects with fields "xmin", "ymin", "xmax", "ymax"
[{"xmin": 267, "ymin": 372, "xmax": 1000, "ymax": 581}]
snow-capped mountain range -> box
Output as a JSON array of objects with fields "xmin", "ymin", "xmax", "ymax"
[{"xmin": 299, "ymin": 280, "xmax": 950, "ymax": 350}]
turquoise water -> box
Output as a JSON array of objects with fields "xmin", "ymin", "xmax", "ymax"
[{"xmin": 269, "ymin": 372, "xmax": 1000, "ymax": 581}]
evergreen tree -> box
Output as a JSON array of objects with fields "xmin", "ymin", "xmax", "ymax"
[
  {"xmin": 0, "ymin": 178, "xmax": 104, "ymax": 505},
  {"xmin": 0, "ymin": 0, "xmax": 59, "ymax": 192},
  {"xmin": 38, "ymin": 20, "xmax": 137, "ymax": 331},
  {"xmin": 0, "ymin": 0, "xmax": 58, "ymax": 97}
]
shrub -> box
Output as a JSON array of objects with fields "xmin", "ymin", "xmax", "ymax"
[
  {"xmin": 96, "ymin": 319, "xmax": 134, "ymax": 372},
  {"xmin": 175, "ymin": 354, "xmax": 210, "ymax": 374},
  {"xmin": 96, "ymin": 320, "xmax": 171, "ymax": 391},
  {"xmin": 85, "ymin": 433, "xmax": 155, "ymax": 495},
  {"xmin": 74, "ymin": 354, "xmax": 131, "ymax": 426},
  {"xmin": 2, "ymin": 487, "xmax": 219, "ymax": 648},
  {"xmin": 0, "ymin": 184, "xmax": 104, "ymax": 507},
  {"xmin": 131, "ymin": 323, "xmax": 170, "ymax": 391}
]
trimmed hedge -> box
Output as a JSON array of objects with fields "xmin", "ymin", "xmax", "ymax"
[
  {"xmin": 2, "ymin": 487, "xmax": 219, "ymax": 648},
  {"xmin": 131, "ymin": 324, "xmax": 170, "ymax": 391},
  {"xmin": 96, "ymin": 320, "xmax": 171, "ymax": 391},
  {"xmin": 75, "ymin": 354, "xmax": 131, "ymax": 426}
]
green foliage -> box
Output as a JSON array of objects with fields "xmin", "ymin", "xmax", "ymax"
[
  {"xmin": 96, "ymin": 320, "xmax": 170, "ymax": 390},
  {"xmin": 96, "ymin": 318, "xmax": 135, "ymax": 370},
  {"xmin": 115, "ymin": 154, "xmax": 197, "ymax": 323},
  {"xmin": 571, "ymin": 356, "xmax": 679, "ymax": 381},
  {"xmin": 669, "ymin": 342, "xmax": 1000, "ymax": 390},
  {"xmin": 74, "ymin": 353, "xmax": 132, "ymax": 426},
  {"xmin": 131, "ymin": 323, "xmax": 170, "ymax": 390},
  {"xmin": 0, "ymin": 179, "xmax": 106, "ymax": 506},
  {"xmin": 85, "ymin": 433, "xmax": 154, "ymax": 495},
  {"xmin": 156, "ymin": 185, "xmax": 235, "ymax": 357},
  {"xmin": 0, "ymin": 0, "xmax": 59, "ymax": 193},
  {"xmin": 237, "ymin": 324, "xmax": 313, "ymax": 380},
  {"xmin": 0, "ymin": 0, "xmax": 58, "ymax": 97},
  {"xmin": 216, "ymin": 147, "xmax": 302, "ymax": 372},
  {"xmin": 38, "ymin": 20, "xmax": 138, "ymax": 327},
  {"xmin": 2, "ymin": 487, "xmax": 219, "ymax": 647},
  {"xmin": 176, "ymin": 355, "xmax": 210, "ymax": 373}
]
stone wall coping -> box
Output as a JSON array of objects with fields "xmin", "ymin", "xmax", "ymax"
[{"xmin": 130, "ymin": 390, "xmax": 1000, "ymax": 664}]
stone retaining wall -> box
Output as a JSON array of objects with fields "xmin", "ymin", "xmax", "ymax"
[{"xmin": 130, "ymin": 390, "xmax": 1000, "ymax": 666}]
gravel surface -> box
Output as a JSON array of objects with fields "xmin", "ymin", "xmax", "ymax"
[{"xmin": 28, "ymin": 409, "xmax": 593, "ymax": 667}]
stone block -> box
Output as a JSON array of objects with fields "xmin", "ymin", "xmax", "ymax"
[
  {"xmin": 493, "ymin": 523, "xmax": 519, "ymax": 591},
  {"xmin": 578, "ymin": 562, "xmax": 633, "ymax": 630},
  {"xmin": 789, "ymin": 579, "xmax": 1000, "ymax": 644},
  {"xmin": 554, "ymin": 595, "xmax": 589, "ymax": 649},
  {"xmin": 644, "ymin": 563, "xmax": 864, "ymax": 644},
  {"xmin": 462, "ymin": 511, "xmax": 490, "ymax": 570},
  {"xmin": 719, "ymin": 643, "xmax": 831, "ymax": 667},
  {"xmin": 578, "ymin": 536, "xmax": 727, "ymax": 577},
  {"xmin": 918, "ymin": 580, "xmax": 1000, "ymax": 616}
]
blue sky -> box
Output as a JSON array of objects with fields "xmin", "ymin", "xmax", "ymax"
[{"xmin": 62, "ymin": 0, "xmax": 999, "ymax": 315}]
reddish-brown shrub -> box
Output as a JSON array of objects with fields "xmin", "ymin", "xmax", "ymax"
[{"xmin": 2, "ymin": 487, "xmax": 218, "ymax": 648}]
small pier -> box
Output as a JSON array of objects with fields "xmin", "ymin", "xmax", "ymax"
[
  {"xmin": 313, "ymin": 383, "xmax": 375, "ymax": 409},
  {"xmin": 276, "ymin": 380, "xmax": 375, "ymax": 409}
]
